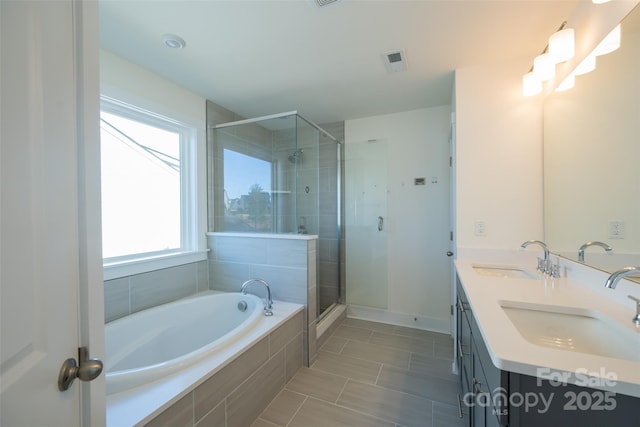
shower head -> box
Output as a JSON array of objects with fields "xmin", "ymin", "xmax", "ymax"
[{"xmin": 288, "ymin": 149, "xmax": 303, "ymax": 164}]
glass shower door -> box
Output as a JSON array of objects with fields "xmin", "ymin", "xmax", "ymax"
[{"xmin": 345, "ymin": 139, "xmax": 388, "ymax": 308}]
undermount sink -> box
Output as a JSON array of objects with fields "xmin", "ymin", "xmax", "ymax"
[
  {"xmin": 472, "ymin": 265, "xmax": 536, "ymax": 279},
  {"xmin": 500, "ymin": 301, "xmax": 640, "ymax": 362}
]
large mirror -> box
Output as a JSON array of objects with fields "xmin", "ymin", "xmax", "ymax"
[{"xmin": 544, "ymin": 4, "xmax": 640, "ymax": 276}]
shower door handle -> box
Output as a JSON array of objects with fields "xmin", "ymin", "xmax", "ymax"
[{"xmin": 378, "ymin": 216, "xmax": 384, "ymax": 231}]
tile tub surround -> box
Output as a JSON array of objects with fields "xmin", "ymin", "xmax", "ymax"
[
  {"xmin": 104, "ymin": 260, "xmax": 210, "ymax": 323},
  {"xmin": 253, "ymin": 318, "xmax": 461, "ymax": 427},
  {"xmin": 107, "ymin": 304, "xmax": 304, "ymax": 427},
  {"xmin": 207, "ymin": 232, "xmax": 318, "ymax": 365}
]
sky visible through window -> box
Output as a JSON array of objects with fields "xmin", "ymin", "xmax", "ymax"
[
  {"xmin": 223, "ymin": 149, "xmax": 272, "ymax": 199},
  {"xmin": 100, "ymin": 111, "xmax": 181, "ymax": 259}
]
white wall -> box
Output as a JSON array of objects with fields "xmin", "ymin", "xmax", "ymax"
[
  {"xmin": 454, "ymin": 59, "xmax": 545, "ymax": 250},
  {"xmin": 345, "ymin": 107, "xmax": 452, "ymax": 332}
]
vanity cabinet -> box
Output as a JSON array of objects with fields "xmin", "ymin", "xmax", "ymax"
[
  {"xmin": 455, "ymin": 277, "xmax": 639, "ymax": 427},
  {"xmin": 456, "ymin": 278, "xmax": 507, "ymax": 427}
]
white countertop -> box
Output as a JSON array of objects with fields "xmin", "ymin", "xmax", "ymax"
[{"xmin": 455, "ymin": 250, "xmax": 640, "ymax": 398}]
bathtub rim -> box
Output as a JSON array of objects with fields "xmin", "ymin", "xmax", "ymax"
[
  {"xmin": 105, "ymin": 292, "xmax": 264, "ymax": 395},
  {"xmin": 106, "ymin": 292, "xmax": 303, "ymax": 427}
]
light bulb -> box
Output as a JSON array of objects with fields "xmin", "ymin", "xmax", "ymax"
[
  {"xmin": 556, "ymin": 74, "xmax": 575, "ymax": 92},
  {"xmin": 548, "ymin": 28, "xmax": 575, "ymax": 63},
  {"xmin": 573, "ymin": 54, "xmax": 596, "ymax": 75},
  {"xmin": 523, "ymin": 72, "xmax": 542, "ymax": 96},
  {"xmin": 594, "ymin": 25, "xmax": 621, "ymax": 56},
  {"xmin": 533, "ymin": 53, "xmax": 555, "ymax": 81}
]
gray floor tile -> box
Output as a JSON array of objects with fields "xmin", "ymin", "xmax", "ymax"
[
  {"xmin": 255, "ymin": 318, "xmax": 462, "ymax": 427},
  {"xmin": 288, "ymin": 397, "xmax": 395, "ymax": 427},
  {"xmin": 285, "ymin": 367, "xmax": 348, "ymax": 403},
  {"xmin": 409, "ymin": 353, "xmax": 458, "ymax": 381},
  {"xmin": 333, "ymin": 324, "xmax": 373, "ymax": 342},
  {"xmin": 369, "ymin": 331, "xmax": 433, "ymax": 356},
  {"xmin": 250, "ymin": 418, "xmax": 280, "ymax": 427},
  {"xmin": 260, "ymin": 389, "xmax": 306, "ymax": 426},
  {"xmin": 376, "ymin": 364, "xmax": 459, "ymax": 405},
  {"xmin": 312, "ymin": 350, "xmax": 382, "ymax": 384},
  {"xmin": 433, "ymin": 401, "xmax": 466, "ymax": 427},
  {"xmin": 337, "ymin": 380, "xmax": 433, "ymax": 427},
  {"xmin": 341, "ymin": 339, "xmax": 411, "ymax": 368},
  {"xmin": 321, "ymin": 335, "xmax": 348, "ymax": 353}
]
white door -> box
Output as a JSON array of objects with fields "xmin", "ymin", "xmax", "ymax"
[{"xmin": 1, "ymin": 1, "xmax": 104, "ymax": 426}]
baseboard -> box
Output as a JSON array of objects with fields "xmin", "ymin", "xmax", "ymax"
[{"xmin": 346, "ymin": 304, "xmax": 450, "ymax": 335}]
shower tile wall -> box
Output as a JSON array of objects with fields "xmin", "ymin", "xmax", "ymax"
[{"xmin": 207, "ymin": 233, "xmax": 318, "ymax": 365}]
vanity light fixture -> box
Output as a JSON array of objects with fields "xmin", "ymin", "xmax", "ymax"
[
  {"xmin": 573, "ymin": 53, "xmax": 597, "ymax": 76},
  {"xmin": 522, "ymin": 71, "xmax": 542, "ymax": 96},
  {"xmin": 533, "ymin": 53, "xmax": 556, "ymax": 81},
  {"xmin": 522, "ymin": 21, "xmax": 571, "ymax": 96},
  {"xmin": 556, "ymin": 74, "xmax": 575, "ymax": 92},
  {"xmin": 592, "ymin": 0, "xmax": 611, "ymax": 4},
  {"xmin": 593, "ymin": 24, "xmax": 621, "ymax": 56},
  {"xmin": 162, "ymin": 34, "xmax": 186, "ymax": 49},
  {"xmin": 548, "ymin": 28, "xmax": 575, "ymax": 63}
]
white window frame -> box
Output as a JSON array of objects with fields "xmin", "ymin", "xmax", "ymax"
[{"xmin": 101, "ymin": 96, "xmax": 206, "ymax": 280}]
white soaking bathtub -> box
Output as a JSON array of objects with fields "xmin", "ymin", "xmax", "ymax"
[{"xmin": 105, "ymin": 292, "xmax": 264, "ymax": 395}]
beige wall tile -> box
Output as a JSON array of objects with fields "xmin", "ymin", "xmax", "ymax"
[
  {"xmin": 195, "ymin": 400, "xmax": 225, "ymax": 427},
  {"xmin": 194, "ymin": 337, "xmax": 269, "ymax": 421},
  {"xmin": 226, "ymin": 350, "xmax": 286, "ymax": 427},
  {"xmin": 145, "ymin": 393, "xmax": 193, "ymax": 427},
  {"xmin": 269, "ymin": 311, "xmax": 302, "ymax": 356}
]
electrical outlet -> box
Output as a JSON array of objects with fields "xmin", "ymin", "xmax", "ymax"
[
  {"xmin": 474, "ymin": 221, "xmax": 487, "ymax": 236},
  {"xmin": 608, "ymin": 220, "xmax": 625, "ymax": 239}
]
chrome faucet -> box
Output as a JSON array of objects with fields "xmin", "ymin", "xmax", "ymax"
[
  {"xmin": 604, "ymin": 267, "xmax": 640, "ymax": 289},
  {"xmin": 578, "ymin": 241, "xmax": 612, "ymax": 262},
  {"xmin": 241, "ymin": 278, "xmax": 273, "ymax": 316},
  {"xmin": 521, "ymin": 240, "xmax": 550, "ymax": 275}
]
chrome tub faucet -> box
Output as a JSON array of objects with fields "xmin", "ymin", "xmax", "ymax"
[{"xmin": 241, "ymin": 278, "xmax": 274, "ymax": 316}]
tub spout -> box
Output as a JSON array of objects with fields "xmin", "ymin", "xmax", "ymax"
[{"xmin": 241, "ymin": 278, "xmax": 273, "ymax": 316}]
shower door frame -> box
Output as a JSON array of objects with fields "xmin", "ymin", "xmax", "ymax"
[{"xmin": 212, "ymin": 111, "xmax": 343, "ymax": 317}]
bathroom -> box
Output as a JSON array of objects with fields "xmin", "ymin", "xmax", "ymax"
[{"xmin": 1, "ymin": 0, "xmax": 639, "ymax": 426}]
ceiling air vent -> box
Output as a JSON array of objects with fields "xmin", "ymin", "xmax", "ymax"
[
  {"xmin": 383, "ymin": 50, "xmax": 408, "ymax": 73},
  {"xmin": 311, "ymin": 0, "xmax": 340, "ymax": 7}
]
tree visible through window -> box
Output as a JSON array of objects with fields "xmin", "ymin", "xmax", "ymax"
[
  {"xmin": 100, "ymin": 108, "xmax": 182, "ymax": 259},
  {"xmin": 223, "ymin": 149, "xmax": 272, "ymax": 232}
]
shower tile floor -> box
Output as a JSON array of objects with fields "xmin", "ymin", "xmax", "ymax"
[{"xmin": 252, "ymin": 318, "xmax": 464, "ymax": 427}]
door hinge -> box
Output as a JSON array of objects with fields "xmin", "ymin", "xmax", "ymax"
[{"xmin": 450, "ymin": 305, "xmax": 454, "ymax": 315}]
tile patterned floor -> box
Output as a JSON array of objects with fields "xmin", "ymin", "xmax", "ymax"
[{"xmin": 252, "ymin": 318, "xmax": 465, "ymax": 427}]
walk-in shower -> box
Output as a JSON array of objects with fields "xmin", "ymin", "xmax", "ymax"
[{"xmin": 209, "ymin": 111, "xmax": 343, "ymax": 317}]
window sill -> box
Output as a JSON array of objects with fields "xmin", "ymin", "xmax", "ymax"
[{"xmin": 103, "ymin": 250, "xmax": 209, "ymax": 281}]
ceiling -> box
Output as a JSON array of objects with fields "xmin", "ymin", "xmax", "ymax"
[{"xmin": 99, "ymin": 0, "xmax": 577, "ymax": 125}]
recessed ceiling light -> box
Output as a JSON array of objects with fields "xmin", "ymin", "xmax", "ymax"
[{"xmin": 162, "ymin": 34, "xmax": 186, "ymax": 49}]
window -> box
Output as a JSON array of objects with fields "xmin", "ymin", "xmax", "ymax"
[
  {"xmin": 100, "ymin": 97, "xmax": 199, "ymax": 274},
  {"xmin": 222, "ymin": 149, "xmax": 273, "ymax": 232}
]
